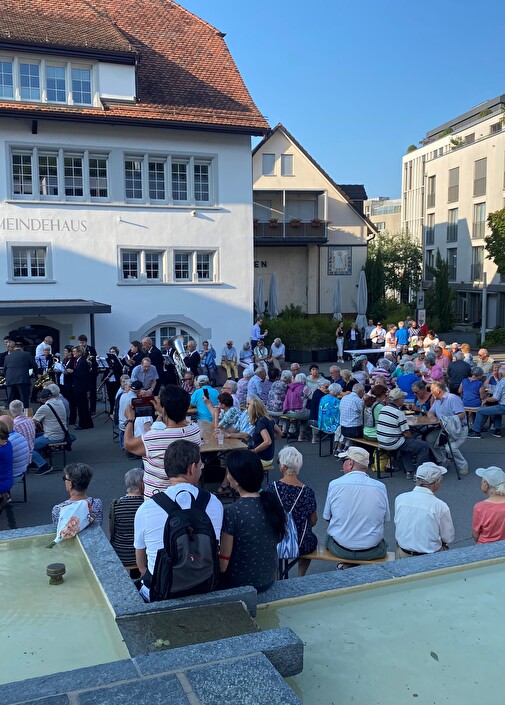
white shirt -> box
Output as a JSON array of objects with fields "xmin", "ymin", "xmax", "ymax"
[
  {"xmin": 134, "ymin": 483, "xmax": 223, "ymax": 574},
  {"xmin": 118, "ymin": 390, "xmax": 136, "ymax": 431},
  {"xmin": 35, "ymin": 341, "xmax": 52, "ymax": 358},
  {"xmin": 394, "ymin": 486, "xmax": 455, "ymax": 553},
  {"xmin": 323, "ymin": 471, "xmax": 390, "ymax": 550}
]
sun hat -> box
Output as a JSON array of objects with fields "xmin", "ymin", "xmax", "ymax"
[{"xmin": 416, "ymin": 462, "xmax": 447, "ymax": 483}]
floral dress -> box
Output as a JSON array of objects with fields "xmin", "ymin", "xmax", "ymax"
[
  {"xmin": 266, "ymin": 481, "xmax": 317, "ymax": 555},
  {"xmin": 266, "ymin": 381, "xmax": 287, "ymax": 414}
]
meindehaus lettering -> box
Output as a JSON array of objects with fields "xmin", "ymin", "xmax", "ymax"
[{"xmin": 0, "ymin": 218, "xmax": 87, "ymax": 232}]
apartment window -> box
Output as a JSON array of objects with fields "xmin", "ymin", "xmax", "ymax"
[
  {"xmin": 473, "ymin": 202, "xmax": 486, "ymax": 239},
  {"xmin": 194, "ymin": 162, "xmax": 210, "ymax": 202},
  {"xmin": 148, "ymin": 160, "xmax": 166, "ymax": 201},
  {"xmin": 491, "ymin": 122, "xmax": 502, "ymax": 134},
  {"xmin": 425, "ymin": 213, "xmax": 435, "ymax": 246},
  {"xmin": 125, "ymin": 159, "xmax": 143, "ymax": 200},
  {"xmin": 262, "ymin": 153, "xmax": 275, "ymax": 176},
  {"xmin": 196, "ymin": 253, "xmax": 212, "ymax": 281},
  {"xmin": 12, "ymin": 153, "xmax": 33, "ymax": 195},
  {"xmin": 471, "ymin": 246, "xmax": 484, "ymax": 281},
  {"xmin": 121, "ymin": 251, "xmax": 139, "ymax": 279},
  {"xmin": 427, "ymin": 175, "xmax": 436, "ymax": 208},
  {"xmin": 10, "ymin": 245, "xmax": 49, "ymax": 280},
  {"xmin": 425, "ymin": 250, "xmax": 434, "ymax": 282},
  {"xmin": 376, "ymin": 221, "xmax": 386, "ymax": 231},
  {"xmin": 174, "ymin": 253, "xmax": 191, "ymax": 281},
  {"xmin": 447, "ymin": 248, "xmax": 457, "ymax": 281},
  {"xmin": 465, "ymin": 133, "xmax": 475, "ymax": 144},
  {"xmin": 172, "ymin": 162, "xmax": 188, "ymax": 202},
  {"xmin": 20, "ymin": 62, "xmax": 40, "ymax": 100},
  {"xmin": 38, "ymin": 154, "xmax": 58, "ymax": 196},
  {"xmin": 64, "ymin": 155, "xmax": 84, "ymax": 197},
  {"xmin": 89, "ymin": 156, "xmax": 108, "ymax": 198},
  {"xmin": 473, "ymin": 158, "xmax": 487, "ymax": 197},
  {"xmin": 71, "ymin": 67, "xmax": 92, "ymax": 104},
  {"xmin": 447, "ymin": 208, "xmax": 458, "ymax": 242},
  {"xmin": 145, "ymin": 252, "xmax": 162, "ymax": 279},
  {"xmin": 46, "ymin": 65, "xmax": 66, "ymax": 103},
  {"xmin": 11, "ymin": 149, "xmax": 108, "ymax": 200},
  {"xmin": 174, "ymin": 251, "xmax": 216, "ymax": 282},
  {"xmin": 0, "ymin": 60, "xmax": 13, "ymax": 98},
  {"xmin": 281, "ymin": 154, "xmax": 294, "ymax": 176},
  {"xmin": 448, "ymin": 167, "xmax": 459, "ymax": 203}
]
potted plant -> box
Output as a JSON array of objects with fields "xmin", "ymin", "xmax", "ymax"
[
  {"xmin": 311, "ymin": 218, "xmax": 323, "ymax": 227},
  {"xmin": 290, "ymin": 218, "xmax": 301, "ymax": 228},
  {"xmin": 268, "ymin": 218, "xmax": 279, "ymax": 228}
]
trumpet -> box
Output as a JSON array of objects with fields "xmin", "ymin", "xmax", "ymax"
[{"xmin": 0, "ymin": 376, "xmax": 5, "ymax": 386}]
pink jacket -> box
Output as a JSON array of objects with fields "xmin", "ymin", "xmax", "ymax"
[{"xmin": 283, "ymin": 382, "xmax": 308, "ymax": 413}]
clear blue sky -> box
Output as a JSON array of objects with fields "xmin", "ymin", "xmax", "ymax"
[{"xmin": 180, "ymin": 0, "xmax": 505, "ymax": 198}]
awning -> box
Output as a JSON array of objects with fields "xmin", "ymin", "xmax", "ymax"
[{"xmin": 0, "ymin": 300, "xmax": 111, "ymax": 316}]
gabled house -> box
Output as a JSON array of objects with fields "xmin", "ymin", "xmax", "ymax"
[
  {"xmin": 252, "ymin": 124, "xmax": 376, "ymax": 316},
  {"xmin": 0, "ymin": 0, "xmax": 268, "ymax": 354}
]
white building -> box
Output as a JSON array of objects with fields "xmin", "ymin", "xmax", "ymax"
[
  {"xmin": 401, "ymin": 95, "xmax": 505, "ymax": 327},
  {"xmin": 0, "ymin": 0, "xmax": 268, "ymax": 355},
  {"xmin": 252, "ymin": 124, "xmax": 376, "ymax": 317}
]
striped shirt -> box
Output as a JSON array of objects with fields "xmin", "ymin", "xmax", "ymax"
[
  {"xmin": 110, "ymin": 494, "xmax": 145, "ymax": 567},
  {"xmin": 142, "ymin": 423, "xmax": 202, "ymax": 498},
  {"xmin": 376, "ymin": 403, "xmax": 408, "ymax": 450},
  {"xmin": 13, "ymin": 416, "xmax": 36, "ymax": 461}
]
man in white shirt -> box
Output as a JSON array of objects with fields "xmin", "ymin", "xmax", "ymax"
[
  {"xmin": 134, "ymin": 440, "xmax": 223, "ymax": 601},
  {"xmin": 323, "ymin": 446, "xmax": 390, "ymax": 563},
  {"xmin": 370, "ymin": 322, "xmax": 386, "ymax": 349},
  {"xmin": 32, "ymin": 387, "xmax": 68, "ymax": 475},
  {"xmin": 394, "ymin": 462, "xmax": 455, "ymax": 558},
  {"xmin": 35, "ymin": 336, "xmax": 53, "ymax": 359}
]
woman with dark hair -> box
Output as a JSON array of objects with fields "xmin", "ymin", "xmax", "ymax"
[
  {"xmin": 215, "ymin": 392, "xmax": 241, "ymax": 430},
  {"xmin": 410, "ymin": 380, "xmax": 433, "ymax": 413},
  {"xmin": 52, "ymin": 462, "xmax": 102, "ymax": 527},
  {"xmin": 219, "ymin": 449, "xmax": 286, "ymax": 592},
  {"xmin": 345, "ymin": 322, "xmax": 362, "ymax": 351}
]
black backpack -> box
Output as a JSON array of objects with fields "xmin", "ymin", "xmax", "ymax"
[{"xmin": 149, "ymin": 489, "xmax": 220, "ymax": 602}]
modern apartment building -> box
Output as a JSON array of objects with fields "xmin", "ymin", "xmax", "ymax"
[
  {"xmin": 364, "ymin": 197, "xmax": 401, "ymax": 234},
  {"xmin": 0, "ymin": 0, "xmax": 268, "ymax": 355},
  {"xmin": 401, "ymin": 95, "xmax": 505, "ymax": 327}
]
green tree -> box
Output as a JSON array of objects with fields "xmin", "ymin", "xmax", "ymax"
[
  {"xmin": 369, "ymin": 231, "xmax": 422, "ymax": 304},
  {"xmin": 485, "ymin": 208, "xmax": 505, "ymax": 276},
  {"xmin": 426, "ymin": 249, "xmax": 454, "ymax": 331}
]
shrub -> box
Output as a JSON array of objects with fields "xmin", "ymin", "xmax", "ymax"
[{"xmin": 484, "ymin": 327, "xmax": 505, "ymax": 347}]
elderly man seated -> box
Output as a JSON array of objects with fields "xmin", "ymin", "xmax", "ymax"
[
  {"xmin": 376, "ymin": 388, "xmax": 430, "ymax": 479},
  {"xmin": 468, "ymin": 365, "xmax": 505, "ymax": 440},
  {"xmin": 394, "ymin": 462, "xmax": 454, "ymax": 558},
  {"xmin": 339, "ymin": 383, "xmax": 365, "ymax": 439},
  {"xmin": 323, "ymin": 446, "xmax": 390, "ymax": 566},
  {"xmin": 247, "ymin": 367, "xmax": 268, "ymax": 404}
]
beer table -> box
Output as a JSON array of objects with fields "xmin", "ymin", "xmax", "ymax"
[{"xmin": 197, "ymin": 419, "xmax": 246, "ymax": 488}]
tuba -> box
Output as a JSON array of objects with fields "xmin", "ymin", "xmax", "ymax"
[{"xmin": 172, "ymin": 336, "xmax": 190, "ymax": 385}]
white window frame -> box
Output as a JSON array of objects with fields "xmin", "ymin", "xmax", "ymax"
[
  {"xmin": 10, "ymin": 147, "xmax": 109, "ymax": 202},
  {"xmin": 6, "ymin": 241, "xmax": 53, "ymax": 283},
  {"xmin": 281, "ymin": 154, "xmax": 294, "ymax": 177},
  {"xmin": 119, "ymin": 248, "xmax": 165, "ymax": 283},
  {"xmin": 0, "ymin": 52, "xmax": 95, "ymax": 106}
]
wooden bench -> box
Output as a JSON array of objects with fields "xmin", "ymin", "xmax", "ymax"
[
  {"xmin": 343, "ymin": 436, "xmax": 395, "ymax": 480},
  {"xmin": 279, "ymin": 547, "xmax": 395, "ymax": 579},
  {"xmin": 309, "ymin": 423, "xmax": 334, "ymax": 457}
]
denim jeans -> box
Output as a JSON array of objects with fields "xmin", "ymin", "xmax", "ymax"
[
  {"xmin": 32, "ymin": 434, "xmax": 66, "ymax": 467},
  {"xmin": 472, "ymin": 404, "xmax": 505, "ymax": 433}
]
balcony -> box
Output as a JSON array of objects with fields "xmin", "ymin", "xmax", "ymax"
[{"xmin": 253, "ymin": 219, "xmax": 328, "ymax": 245}]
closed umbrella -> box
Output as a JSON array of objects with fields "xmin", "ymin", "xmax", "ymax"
[
  {"xmin": 255, "ymin": 275, "xmax": 265, "ymax": 317},
  {"xmin": 268, "ymin": 272, "xmax": 280, "ymax": 318},
  {"xmin": 332, "ymin": 277, "xmax": 342, "ymax": 321},
  {"xmin": 355, "ymin": 269, "xmax": 368, "ymax": 331}
]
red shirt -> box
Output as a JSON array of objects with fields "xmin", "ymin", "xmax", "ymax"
[{"xmin": 472, "ymin": 500, "xmax": 505, "ymax": 543}]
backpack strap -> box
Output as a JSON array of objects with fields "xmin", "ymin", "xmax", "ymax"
[
  {"xmin": 152, "ymin": 488, "xmax": 211, "ymax": 514},
  {"xmin": 152, "ymin": 491, "xmax": 179, "ymax": 514},
  {"xmin": 274, "ymin": 481, "xmax": 304, "ymax": 513}
]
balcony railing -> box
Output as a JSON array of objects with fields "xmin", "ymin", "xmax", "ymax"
[{"xmin": 253, "ymin": 220, "xmax": 328, "ymax": 243}]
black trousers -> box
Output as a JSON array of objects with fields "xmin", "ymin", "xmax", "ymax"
[{"xmin": 7, "ymin": 383, "xmax": 30, "ymax": 408}]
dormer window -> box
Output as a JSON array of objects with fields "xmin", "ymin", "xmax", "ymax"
[{"xmin": 0, "ymin": 54, "xmax": 95, "ymax": 106}]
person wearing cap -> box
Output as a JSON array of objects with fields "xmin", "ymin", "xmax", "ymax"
[
  {"xmin": 426, "ymin": 381, "xmax": 469, "ymax": 475},
  {"xmin": 394, "ymin": 462, "xmax": 454, "ymax": 558},
  {"xmin": 323, "ymin": 446, "xmax": 390, "ymax": 563},
  {"xmin": 472, "ymin": 467, "xmax": 505, "ymax": 544},
  {"xmin": 31, "ymin": 387, "xmax": 69, "ymax": 475},
  {"xmin": 376, "ymin": 387, "xmax": 430, "ymax": 479},
  {"xmin": 190, "ymin": 375, "xmax": 219, "ymax": 421}
]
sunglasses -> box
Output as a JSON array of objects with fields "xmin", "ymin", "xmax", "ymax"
[{"xmin": 62, "ymin": 476, "xmax": 70, "ymax": 482}]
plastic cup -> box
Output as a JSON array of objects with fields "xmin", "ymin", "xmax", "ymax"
[{"xmin": 217, "ymin": 430, "xmax": 224, "ymax": 445}]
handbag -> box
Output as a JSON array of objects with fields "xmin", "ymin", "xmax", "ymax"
[
  {"xmin": 46, "ymin": 403, "xmax": 73, "ymax": 450},
  {"xmin": 274, "ymin": 482, "xmax": 306, "ymax": 559}
]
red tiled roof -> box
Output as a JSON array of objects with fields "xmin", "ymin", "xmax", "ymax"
[{"xmin": 0, "ymin": 0, "xmax": 268, "ymax": 133}]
